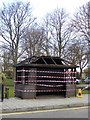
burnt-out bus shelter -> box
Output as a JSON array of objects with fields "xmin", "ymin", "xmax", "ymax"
[{"xmin": 14, "ymin": 56, "xmax": 78, "ymax": 99}]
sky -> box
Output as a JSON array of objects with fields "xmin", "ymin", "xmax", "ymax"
[
  {"xmin": 0, "ymin": 0, "xmax": 89, "ymax": 19},
  {"xmin": 0, "ymin": 0, "xmax": 89, "ymax": 70}
]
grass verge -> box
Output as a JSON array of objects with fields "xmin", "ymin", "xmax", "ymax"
[{"xmin": 82, "ymin": 90, "xmax": 90, "ymax": 94}]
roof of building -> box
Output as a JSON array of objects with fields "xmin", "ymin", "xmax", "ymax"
[{"xmin": 14, "ymin": 56, "xmax": 78, "ymax": 68}]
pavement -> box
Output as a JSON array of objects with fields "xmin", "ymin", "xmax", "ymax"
[{"xmin": 0, "ymin": 94, "xmax": 89, "ymax": 114}]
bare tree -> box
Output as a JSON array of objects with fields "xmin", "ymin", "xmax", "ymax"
[
  {"xmin": 0, "ymin": 1, "xmax": 36, "ymax": 78},
  {"xmin": 70, "ymin": 1, "xmax": 90, "ymax": 77},
  {"xmin": 23, "ymin": 25, "xmax": 46, "ymax": 57},
  {"xmin": 64, "ymin": 40, "xmax": 88, "ymax": 79},
  {"xmin": 1, "ymin": 50, "xmax": 14, "ymax": 78},
  {"xmin": 71, "ymin": 1, "xmax": 90, "ymax": 44},
  {"xmin": 41, "ymin": 16, "xmax": 53, "ymax": 56},
  {"xmin": 44, "ymin": 8, "xmax": 72, "ymax": 57}
]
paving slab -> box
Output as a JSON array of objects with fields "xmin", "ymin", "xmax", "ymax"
[{"xmin": 0, "ymin": 94, "xmax": 89, "ymax": 113}]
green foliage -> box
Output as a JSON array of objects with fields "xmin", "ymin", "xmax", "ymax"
[
  {"xmin": 5, "ymin": 79, "xmax": 14, "ymax": 97},
  {"xmin": 8, "ymin": 86, "xmax": 14, "ymax": 97},
  {"xmin": 82, "ymin": 90, "xmax": 90, "ymax": 94},
  {"xmin": 6, "ymin": 79, "xmax": 14, "ymax": 86},
  {"xmin": 5, "ymin": 71, "xmax": 13, "ymax": 79},
  {"xmin": 0, "ymin": 72, "xmax": 6, "ymax": 84}
]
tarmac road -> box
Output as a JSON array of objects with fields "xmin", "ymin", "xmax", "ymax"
[{"xmin": 2, "ymin": 106, "xmax": 89, "ymax": 118}]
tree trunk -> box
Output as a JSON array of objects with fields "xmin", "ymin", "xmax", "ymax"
[{"xmin": 80, "ymin": 67, "xmax": 83, "ymax": 80}]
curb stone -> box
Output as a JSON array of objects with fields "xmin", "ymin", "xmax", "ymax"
[{"xmin": 1, "ymin": 103, "xmax": 89, "ymax": 114}]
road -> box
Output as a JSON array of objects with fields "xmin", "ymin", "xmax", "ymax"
[{"xmin": 2, "ymin": 106, "xmax": 89, "ymax": 118}]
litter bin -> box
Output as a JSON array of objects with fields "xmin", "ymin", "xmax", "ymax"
[{"xmin": 5, "ymin": 87, "xmax": 9, "ymax": 99}]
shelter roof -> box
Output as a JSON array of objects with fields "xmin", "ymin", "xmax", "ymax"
[{"xmin": 14, "ymin": 56, "xmax": 78, "ymax": 69}]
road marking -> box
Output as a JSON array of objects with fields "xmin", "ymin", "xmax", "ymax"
[{"xmin": 0, "ymin": 106, "xmax": 89, "ymax": 116}]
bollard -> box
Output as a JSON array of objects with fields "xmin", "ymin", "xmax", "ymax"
[
  {"xmin": 5, "ymin": 87, "xmax": 9, "ymax": 99},
  {"xmin": 77, "ymin": 88, "xmax": 83, "ymax": 98}
]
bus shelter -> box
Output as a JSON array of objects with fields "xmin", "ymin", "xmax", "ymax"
[{"xmin": 14, "ymin": 56, "xmax": 78, "ymax": 99}]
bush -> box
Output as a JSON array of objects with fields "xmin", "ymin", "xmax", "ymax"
[{"xmin": 6, "ymin": 79, "xmax": 14, "ymax": 86}]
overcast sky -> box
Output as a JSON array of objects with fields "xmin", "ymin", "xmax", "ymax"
[
  {"xmin": 0, "ymin": 0, "xmax": 89, "ymax": 19},
  {"xmin": 0, "ymin": 0, "xmax": 89, "ymax": 69}
]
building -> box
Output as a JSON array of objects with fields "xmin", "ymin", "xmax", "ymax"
[{"xmin": 14, "ymin": 56, "xmax": 78, "ymax": 99}]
